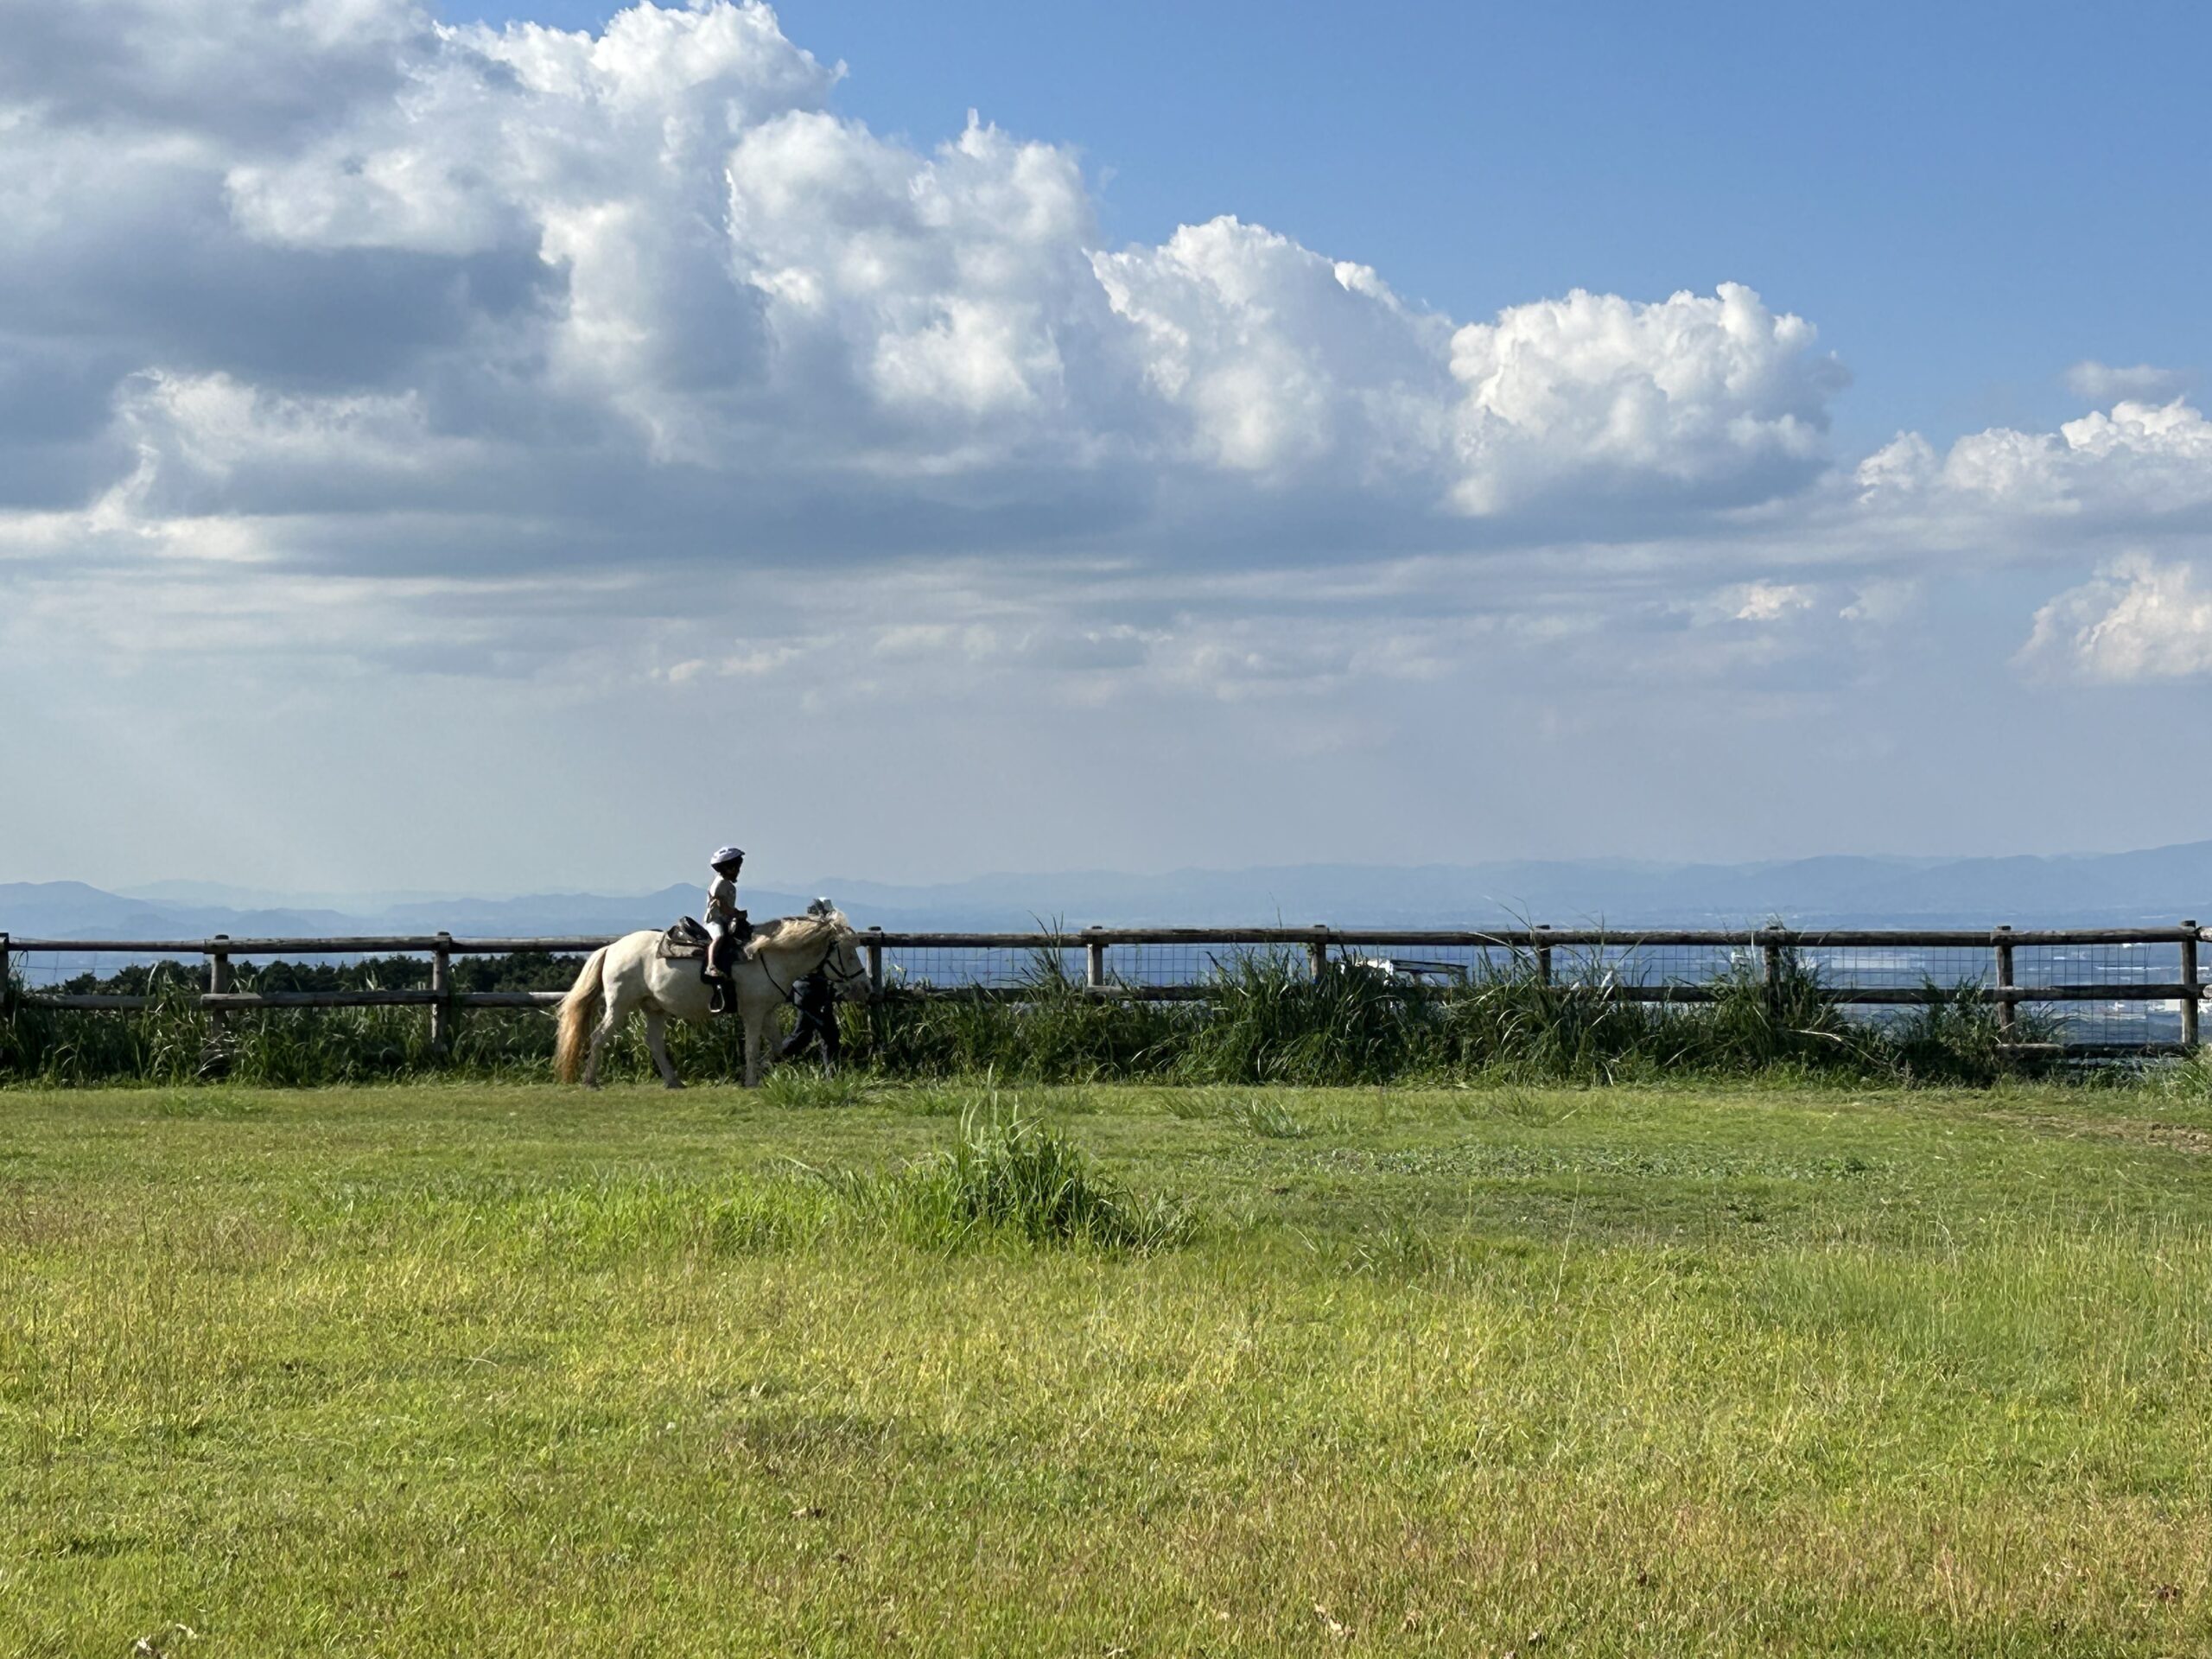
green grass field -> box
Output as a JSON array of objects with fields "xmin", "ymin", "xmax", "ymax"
[{"xmin": 4, "ymin": 1077, "xmax": 2210, "ymax": 1656}]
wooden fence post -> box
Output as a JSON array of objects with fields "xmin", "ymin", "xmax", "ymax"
[
  {"xmin": 0, "ymin": 931, "xmax": 10, "ymax": 1016},
  {"xmin": 205, "ymin": 935, "xmax": 232, "ymax": 1067},
  {"xmin": 863, "ymin": 928, "xmax": 886, "ymax": 1049},
  {"xmin": 1761, "ymin": 931, "xmax": 1783, "ymax": 1010},
  {"xmin": 1309, "ymin": 926, "xmax": 1330, "ymax": 982},
  {"xmin": 1084, "ymin": 928, "xmax": 1107, "ymax": 993},
  {"xmin": 1993, "ymin": 925, "xmax": 2016, "ymax": 1038},
  {"xmin": 2182, "ymin": 921, "xmax": 2200, "ymax": 1051},
  {"xmin": 429, "ymin": 932, "xmax": 453, "ymax": 1057},
  {"xmin": 1535, "ymin": 925, "xmax": 1554, "ymax": 988}
]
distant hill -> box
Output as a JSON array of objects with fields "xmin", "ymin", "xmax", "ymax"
[{"xmin": 8, "ymin": 842, "xmax": 2212, "ymax": 953}]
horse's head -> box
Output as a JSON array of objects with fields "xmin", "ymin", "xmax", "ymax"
[{"xmin": 808, "ymin": 906, "xmax": 874, "ymax": 1003}]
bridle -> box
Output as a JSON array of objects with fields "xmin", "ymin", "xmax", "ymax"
[
  {"xmin": 760, "ymin": 930, "xmax": 869, "ymax": 1005},
  {"xmin": 817, "ymin": 938, "xmax": 870, "ymax": 999}
]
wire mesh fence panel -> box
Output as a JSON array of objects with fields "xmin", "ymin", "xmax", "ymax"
[
  {"xmin": 879, "ymin": 944, "xmax": 1084, "ymax": 993},
  {"xmin": 1579, "ymin": 943, "xmax": 1749, "ymax": 992},
  {"xmin": 1108, "ymin": 942, "xmax": 1305, "ymax": 988},
  {"xmin": 450, "ymin": 952, "xmax": 591, "ymax": 995},
  {"xmin": 11, "ymin": 949, "xmax": 205, "ymax": 991},
  {"xmin": 1332, "ymin": 943, "xmax": 1532, "ymax": 986},
  {"xmin": 1825, "ymin": 944, "xmax": 1986, "ymax": 992},
  {"xmin": 1821, "ymin": 945, "xmax": 1976, "ymax": 1033},
  {"xmin": 10, "ymin": 945, "xmax": 453, "ymax": 990},
  {"xmin": 2018, "ymin": 938, "xmax": 2187, "ymax": 1045}
]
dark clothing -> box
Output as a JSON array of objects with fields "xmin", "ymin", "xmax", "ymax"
[{"xmin": 776, "ymin": 969, "xmax": 842, "ymax": 1069}]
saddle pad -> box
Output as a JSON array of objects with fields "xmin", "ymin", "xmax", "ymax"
[{"xmin": 658, "ymin": 917, "xmax": 709, "ymax": 960}]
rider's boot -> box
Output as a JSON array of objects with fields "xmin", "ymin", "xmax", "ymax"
[{"xmin": 706, "ymin": 932, "xmax": 737, "ymax": 1015}]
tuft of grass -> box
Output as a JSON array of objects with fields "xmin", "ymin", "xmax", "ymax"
[
  {"xmin": 1453, "ymin": 1084, "xmax": 1581, "ymax": 1127},
  {"xmin": 888, "ymin": 1082, "xmax": 970, "ymax": 1116},
  {"xmin": 882, "ymin": 1109, "xmax": 1195, "ymax": 1252},
  {"xmin": 1224, "ymin": 1094, "xmax": 1317, "ymax": 1138},
  {"xmin": 757, "ymin": 1066, "xmax": 869, "ymax": 1110},
  {"xmin": 1347, "ymin": 1210, "xmax": 1441, "ymax": 1279}
]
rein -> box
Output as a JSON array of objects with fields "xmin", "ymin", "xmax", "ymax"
[
  {"xmin": 820, "ymin": 945, "xmax": 870, "ymax": 997},
  {"xmin": 757, "ymin": 931, "xmax": 866, "ymax": 1004}
]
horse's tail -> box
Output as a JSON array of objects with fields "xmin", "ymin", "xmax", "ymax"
[{"xmin": 553, "ymin": 945, "xmax": 611, "ymax": 1084}]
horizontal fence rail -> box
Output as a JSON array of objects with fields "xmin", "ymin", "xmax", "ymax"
[{"xmin": 3, "ymin": 921, "xmax": 2205, "ymax": 1053}]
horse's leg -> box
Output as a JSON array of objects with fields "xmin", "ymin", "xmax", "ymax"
[
  {"xmin": 584, "ymin": 1003, "xmax": 620, "ymax": 1089},
  {"xmin": 645, "ymin": 1007, "xmax": 682, "ymax": 1090},
  {"xmin": 584, "ymin": 969, "xmax": 637, "ymax": 1089}
]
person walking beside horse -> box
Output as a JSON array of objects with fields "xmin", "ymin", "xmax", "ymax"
[{"xmin": 775, "ymin": 899, "xmax": 849, "ymax": 1073}]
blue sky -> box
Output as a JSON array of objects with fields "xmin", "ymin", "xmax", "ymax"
[{"xmin": 3, "ymin": 0, "xmax": 2210, "ymax": 895}]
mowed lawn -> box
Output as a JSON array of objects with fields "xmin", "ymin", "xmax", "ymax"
[{"xmin": 3, "ymin": 1078, "xmax": 2210, "ymax": 1656}]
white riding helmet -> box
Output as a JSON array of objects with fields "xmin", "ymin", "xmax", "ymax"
[{"xmin": 712, "ymin": 845, "xmax": 744, "ymax": 868}]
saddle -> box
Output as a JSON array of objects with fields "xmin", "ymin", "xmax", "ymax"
[
  {"xmin": 663, "ymin": 912, "xmax": 753, "ymax": 1018},
  {"xmin": 658, "ymin": 917, "xmax": 710, "ymax": 961}
]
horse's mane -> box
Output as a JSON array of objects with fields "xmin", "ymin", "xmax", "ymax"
[{"xmin": 747, "ymin": 908, "xmax": 851, "ymax": 953}]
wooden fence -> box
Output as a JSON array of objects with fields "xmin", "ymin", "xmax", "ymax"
[{"xmin": 2, "ymin": 921, "xmax": 2203, "ymax": 1055}]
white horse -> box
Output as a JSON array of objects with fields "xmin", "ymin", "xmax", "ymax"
[{"xmin": 553, "ymin": 908, "xmax": 869, "ymax": 1089}]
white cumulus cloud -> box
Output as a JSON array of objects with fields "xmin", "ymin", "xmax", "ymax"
[
  {"xmin": 1854, "ymin": 397, "xmax": 2212, "ymax": 523},
  {"xmin": 2020, "ymin": 555, "xmax": 2212, "ymax": 682},
  {"xmin": 1091, "ymin": 216, "xmax": 1455, "ymax": 479},
  {"xmin": 1446, "ymin": 283, "xmax": 1845, "ymax": 513}
]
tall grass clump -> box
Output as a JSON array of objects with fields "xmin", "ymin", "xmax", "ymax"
[
  {"xmin": 1658, "ymin": 948, "xmax": 1879, "ymax": 1074},
  {"xmin": 865, "ymin": 939, "xmax": 1188, "ymax": 1081},
  {"xmin": 1437, "ymin": 969, "xmax": 1653, "ymax": 1082},
  {"xmin": 1180, "ymin": 953, "xmax": 1444, "ymax": 1084},
  {"xmin": 1438, "ymin": 943, "xmax": 1888, "ymax": 1082},
  {"xmin": 0, "ymin": 968, "xmax": 213, "ymax": 1084},
  {"xmin": 1888, "ymin": 980, "xmax": 2062, "ymax": 1084},
  {"xmin": 876, "ymin": 1109, "xmax": 1194, "ymax": 1251}
]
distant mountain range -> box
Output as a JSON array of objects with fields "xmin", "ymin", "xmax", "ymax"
[{"xmin": 7, "ymin": 842, "xmax": 2212, "ymax": 952}]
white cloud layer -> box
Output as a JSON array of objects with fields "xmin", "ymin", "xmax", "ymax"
[
  {"xmin": 2065, "ymin": 360, "xmax": 2193, "ymax": 406},
  {"xmin": 6, "ymin": 0, "xmax": 2212, "ymax": 893},
  {"xmin": 10, "ymin": 1, "xmax": 2208, "ymax": 612},
  {"xmin": 3, "ymin": 0, "xmax": 1871, "ymax": 565}
]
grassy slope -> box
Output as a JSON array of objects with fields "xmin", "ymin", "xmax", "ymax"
[{"xmin": 3, "ymin": 1078, "xmax": 2210, "ymax": 1656}]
